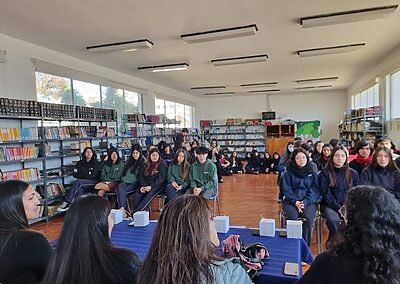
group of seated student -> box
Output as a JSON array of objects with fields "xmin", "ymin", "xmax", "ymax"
[
  {"xmin": 0, "ymin": 180, "xmax": 253, "ymax": 283},
  {"xmin": 279, "ymin": 136, "xmax": 400, "ymax": 249},
  {"xmin": 57, "ymin": 140, "xmax": 217, "ymax": 217}
]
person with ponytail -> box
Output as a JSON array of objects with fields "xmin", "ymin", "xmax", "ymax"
[
  {"xmin": 318, "ymin": 146, "xmax": 360, "ymax": 247},
  {"xmin": 299, "ymin": 185, "xmax": 400, "ymax": 284},
  {"xmin": 349, "ymin": 140, "xmax": 373, "ymax": 176},
  {"xmin": 134, "ymin": 148, "xmax": 168, "ymax": 212},
  {"xmin": 0, "ymin": 180, "xmax": 51, "ymax": 283},
  {"xmin": 316, "ymin": 143, "xmax": 333, "ymax": 171},
  {"xmin": 165, "ymin": 149, "xmax": 190, "ymax": 202},
  {"xmin": 281, "ymin": 148, "xmax": 320, "ymax": 246}
]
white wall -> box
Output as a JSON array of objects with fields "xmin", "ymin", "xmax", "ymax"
[
  {"xmin": 0, "ymin": 33, "xmax": 198, "ymax": 111},
  {"xmin": 197, "ymin": 90, "xmax": 347, "ymax": 142},
  {"xmin": 347, "ymin": 42, "xmax": 400, "ymax": 145}
]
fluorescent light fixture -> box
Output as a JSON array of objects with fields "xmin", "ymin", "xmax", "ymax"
[
  {"xmin": 191, "ymin": 86, "xmax": 226, "ymax": 90},
  {"xmin": 296, "ymin": 76, "xmax": 338, "ymax": 84},
  {"xmin": 295, "ymin": 85, "xmax": 332, "ymax": 90},
  {"xmin": 297, "ymin": 43, "xmax": 365, "ymax": 57},
  {"xmin": 181, "ymin": 24, "xmax": 258, "ymax": 44},
  {"xmin": 301, "ymin": 5, "xmax": 398, "ymax": 28},
  {"xmin": 241, "ymin": 82, "xmax": 278, "ymax": 88},
  {"xmin": 138, "ymin": 63, "xmax": 189, "ymax": 73},
  {"xmin": 212, "ymin": 54, "xmax": 268, "ymax": 66},
  {"xmin": 86, "ymin": 39, "xmax": 153, "ymax": 53},
  {"xmin": 0, "ymin": 49, "xmax": 5, "ymax": 63},
  {"xmin": 249, "ymin": 89, "xmax": 280, "ymax": 93},
  {"xmin": 204, "ymin": 92, "xmax": 234, "ymax": 96}
]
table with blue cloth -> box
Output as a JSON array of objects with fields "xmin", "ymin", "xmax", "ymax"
[{"xmin": 111, "ymin": 221, "xmax": 314, "ymax": 284}]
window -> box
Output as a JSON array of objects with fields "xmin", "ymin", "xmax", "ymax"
[
  {"xmin": 155, "ymin": 98, "xmax": 194, "ymax": 128},
  {"xmin": 351, "ymin": 83, "xmax": 379, "ymax": 110},
  {"xmin": 72, "ymin": 80, "xmax": 101, "ymax": 107},
  {"xmin": 124, "ymin": 90, "xmax": 140, "ymax": 113},
  {"xmin": 36, "ymin": 72, "xmax": 72, "ymax": 104},
  {"xmin": 389, "ymin": 70, "xmax": 400, "ymax": 119}
]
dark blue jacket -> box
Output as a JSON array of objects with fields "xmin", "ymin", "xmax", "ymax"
[
  {"xmin": 361, "ymin": 166, "xmax": 400, "ymax": 199},
  {"xmin": 319, "ymin": 167, "xmax": 360, "ymax": 210},
  {"xmin": 281, "ymin": 169, "xmax": 320, "ymax": 206}
]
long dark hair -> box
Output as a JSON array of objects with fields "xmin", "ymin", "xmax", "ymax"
[
  {"xmin": 42, "ymin": 195, "xmax": 141, "ymax": 284},
  {"xmin": 0, "ymin": 180, "xmax": 30, "ymax": 230},
  {"xmin": 123, "ymin": 143, "xmax": 144, "ymax": 176},
  {"xmin": 367, "ymin": 146, "xmax": 400, "ymax": 171},
  {"xmin": 172, "ymin": 149, "xmax": 190, "ymax": 180},
  {"xmin": 81, "ymin": 147, "xmax": 97, "ymax": 163},
  {"xmin": 354, "ymin": 139, "xmax": 373, "ymax": 155},
  {"xmin": 332, "ymin": 185, "xmax": 400, "ymax": 283},
  {"xmin": 105, "ymin": 148, "xmax": 122, "ymax": 167},
  {"xmin": 144, "ymin": 148, "xmax": 163, "ymax": 176},
  {"xmin": 138, "ymin": 195, "xmax": 222, "ymax": 284},
  {"xmin": 326, "ymin": 146, "xmax": 353, "ymax": 187}
]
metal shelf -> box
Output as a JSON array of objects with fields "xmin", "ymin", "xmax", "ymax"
[{"xmin": 0, "ymin": 157, "xmax": 44, "ymax": 165}]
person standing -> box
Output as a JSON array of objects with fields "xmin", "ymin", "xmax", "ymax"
[{"xmin": 174, "ymin": 128, "xmax": 189, "ymax": 151}]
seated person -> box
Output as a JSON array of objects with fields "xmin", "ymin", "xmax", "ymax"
[
  {"xmin": 349, "ymin": 140, "xmax": 373, "ymax": 176},
  {"xmin": 42, "ymin": 195, "xmax": 141, "ymax": 284},
  {"xmin": 116, "ymin": 144, "xmax": 144, "ymax": 215},
  {"xmin": 228, "ymin": 150, "xmax": 243, "ymax": 173},
  {"xmin": 134, "ymin": 148, "xmax": 168, "ymax": 212},
  {"xmin": 188, "ymin": 146, "xmax": 217, "ymax": 199},
  {"xmin": 271, "ymin": 152, "xmax": 280, "ymax": 173},
  {"xmin": 220, "ymin": 154, "xmax": 233, "ymax": 176},
  {"xmin": 165, "ymin": 149, "xmax": 190, "ymax": 202},
  {"xmin": 95, "ymin": 148, "xmax": 124, "ymax": 197},
  {"xmin": 0, "ymin": 180, "xmax": 52, "ymax": 283},
  {"xmin": 298, "ymin": 185, "xmax": 400, "ymax": 283},
  {"xmin": 262, "ymin": 152, "xmax": 273, "ymax": 173},
  {"xmin": 58, "ymin": 146, "xmax": 101, "ymax": 212},
  {"xmin": 137, "ymin": 195, "xmax": 252, "ymax": 284},
  {"xmin": 245, "ymin": 149, "xmax": 263, "ymax": 174}
]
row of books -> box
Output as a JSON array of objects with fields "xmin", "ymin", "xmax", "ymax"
[
  {"xmin": 0, "ymin": 127, "xmax": 39, "ymax": 142},
  {"xmin": 0, "ymin": 96, "xmax": 117, "ymax": 120},
  {"xmin": 2, "ymin": 168, "xmax": 40, "ymax": 181},
  {"xmin": 36, "ymin": 183, "xmax": 66, "ymax": 199},
  {"xmin": 96, "ymin": 127, "xmax": 116, "ymax": 137},
  {"xmin": 0, "ymin": 146, "xmax": 39, "ymax": 161}
]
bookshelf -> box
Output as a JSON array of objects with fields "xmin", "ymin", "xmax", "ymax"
[
  {"xmin": 338, "ymin": 106, "xmax": 384, "ymax": 146},
  {"xmin": 200, "ymin": 119, "xmax": 266, "ymax": 157},
  {"xmin": 0, "ymin": 97, "xmax": 117, "ymax": 224},
  {"xmin": 265, "ymin": 124, "xmax": 295, "ymax": 155}
]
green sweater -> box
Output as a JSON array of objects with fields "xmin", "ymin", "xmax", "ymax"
[
  {"xmin": 189, "ymin": 159, "xmax": 217, "ymax": 194},
  {"xmin": 121, "ymin": 166, "xmax": 139, "ymax": 184},
  {"xmin": 167, "ymin": 163, "xmax": 189, "ymax": 189},
  {"xmin": 101, "ymin": 161, "xmax": 124, "ymax": 182}
]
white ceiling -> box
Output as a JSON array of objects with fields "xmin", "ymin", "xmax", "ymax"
[{"xmin": 1, "ymin": 0, "xmax": 400, "ymax": 98}]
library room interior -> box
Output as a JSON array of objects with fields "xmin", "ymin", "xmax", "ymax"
[{"xmin": 1, "ymin": 1, "xmax": 400, "ymax": 284}]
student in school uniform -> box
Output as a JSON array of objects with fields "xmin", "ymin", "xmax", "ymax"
[
  {"xmin": 58, "ymin": 146, "xmax": 101, "ymax": 212},
  {"xmin": 95, "ymin": 148, "xmax": 124, "ymax": 197},
  {"xmin": 281, "ymin": 148, "xmax": 320, "ymax": 246},
  {"xmin": 228, "ymin": 150, "xmax": 243, "ymax": 174},
  {"xmin": 245, "ymin": 149, "xmax": 263, "ymax": 174},
  {"xmin": 208, "ymin": 139, "xmax": 223, "ymax": 182},
  {"xmin": 316, "ymin": 144, "xmax": 333, "ymax": 171},
  {"xmin": 165, "ymin": 149, "xmax": 190, "ymax": 202},
  {"xmin": 318, "ymin": 146, "xmax": 360, "ymax": 247},
  {"xmin": 348, "ymin": 140, "xmax": 373, "ymax": 176},
  {"xmin": 261, "ymin": 152, "xmax": 273, "ymax": 173},
  {"xmin": 134, "ymin": 148, "xmax": 168, "ymax": 212},
  {"xmin": 0, "ymin": 180, "xmax": 52, "ymax": 284},
  {"xmin": 361, "ymin": 146, "xmax": 400, "ymax": 199},
  {"xmin": 220, "ymin": 153, "xmax": 233, "ymax": 176},
  {"xmin": 115, "ymin": 144, "xmax": 144, "ymax": 215},
  {"xmin": 188, "ymin": 146, "xmax": 217, "ymax": 199},
  {"xmin": 271, "ymin": 152, "xmax": 280, "ymax": 173}
]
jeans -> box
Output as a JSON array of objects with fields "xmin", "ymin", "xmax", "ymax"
[
  {"xmin": 65, "ymin": 179, "xmax": 96, "ymax": 203},
  {"xmin": 321, "ymin": 204, "xmax": 341, "ymax": 241},
  {"xmin": 134, "ymin": 184, "xmax": 165, "ymax": 212},
  {"xmin": 116, "ymin": 182, "xmax": 138, "ymax": 208},
  {"xmin": 165, "ymin": 183, "xmax": 187, "ymax": 202}
]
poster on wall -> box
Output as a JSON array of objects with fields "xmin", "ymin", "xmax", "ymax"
[{"xmin": 295, "ymin": 120, "xmax": 321, "ymax": 142}]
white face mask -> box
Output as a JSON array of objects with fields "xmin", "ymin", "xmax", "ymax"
[{"xmin": 288, "ymin": 145, "xmax": 295, "ymax": 153}]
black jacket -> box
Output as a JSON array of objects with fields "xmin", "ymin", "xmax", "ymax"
[
  {"xmin": 140, "ymin": 161, "xmax": 168, "ymax": 188},
  {"xmin": 361, "ymin": 166, "xmax": 400, "ymax": 199},
  {"xmin": 73, "ymin": 158, "xmax": 101, "ymax": 181}
]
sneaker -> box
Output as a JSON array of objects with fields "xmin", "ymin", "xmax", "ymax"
[
  {"xmin": 219, "ymin": 178, "xmax": 224, "ymax": 183},
  {"xmin": 57, "ymin": 201, "xmax": 70, "ymax": 212},
  {"xmin": 238, "ymin": 170, "xmax": 243, "ymax": 174}
]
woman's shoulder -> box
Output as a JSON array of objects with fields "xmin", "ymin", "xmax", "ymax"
[{"xmin": 211, "ymin": 258, "xmax": 252, "ymax": 284}]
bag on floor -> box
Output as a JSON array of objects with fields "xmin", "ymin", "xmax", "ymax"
[{"xmin": 222, "ymin": 234, "xmax": 269, "ymax": 280}]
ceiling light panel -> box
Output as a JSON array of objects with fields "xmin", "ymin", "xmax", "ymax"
[
  {"xmin": 297, "ymin": 43, "xmax": 365, "ymax": 57},
  {"xmin": 191, "ymin": 86, "xmax": 226, "ymax": 90},
  {"xmin": 296, "ymin": 85, "xmax": 332, "ymax": 90},
  {"xmin": 301, "ymin": 5, "xmax": 398, "ymax": 28},
  {"xmin": 138, "ymin": 63, "xmax": 189, "ymax": 73},
  {"xmin": 249, "ymin": 89, "xmax": 280, "ymax": 93},
  {"xmin": 204, "ymin": 92, "xmax": 234, "ymax": 96},
  {"xmin": 296, "ymin": 76, "xmax": 338, "ymax": 84},
  {"xmin": 241, "ymin": 82, "xmax": 278, "ymax": 88},
  {"xmin": 212, "ymin": 54, "xmax": 268, "ymax": 66},
  {"xmin": 181, "ymin": 24, "xmax": 258, "ymax": 44},
  {"xmin": 86, "ymin": 39, "xmax": 153, "ymax": 53}
]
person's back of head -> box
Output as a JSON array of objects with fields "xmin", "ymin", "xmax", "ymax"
[
  {"xmin": 138, "ymin": 195, "xmax": 221, "ymax": 284},
  {"xmin": 333, "ymin": 185, "xmax": 400, "ymax": 283},
  {"xmin": 42, "ymin": 195, "xmax": 141, "ymax": 284}
]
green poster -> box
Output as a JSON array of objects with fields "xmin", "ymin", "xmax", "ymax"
[{"xmin": 296, "ymin": 120, "xmax": 321, "ymax": 141}]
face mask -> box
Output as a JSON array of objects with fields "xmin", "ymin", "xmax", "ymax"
[{"xmin": 288, "ymin": 146, "xmax": 295, "ymax": 153}]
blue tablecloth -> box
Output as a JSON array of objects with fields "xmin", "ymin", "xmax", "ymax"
[{"xmin": 111, "ymin": 221, "xmax": 314, "ymax": 284}]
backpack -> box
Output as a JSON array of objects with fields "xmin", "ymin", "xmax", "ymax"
[{"xmin": 222, "ymin": 235, "xmax": 269, "ymax": 280}]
